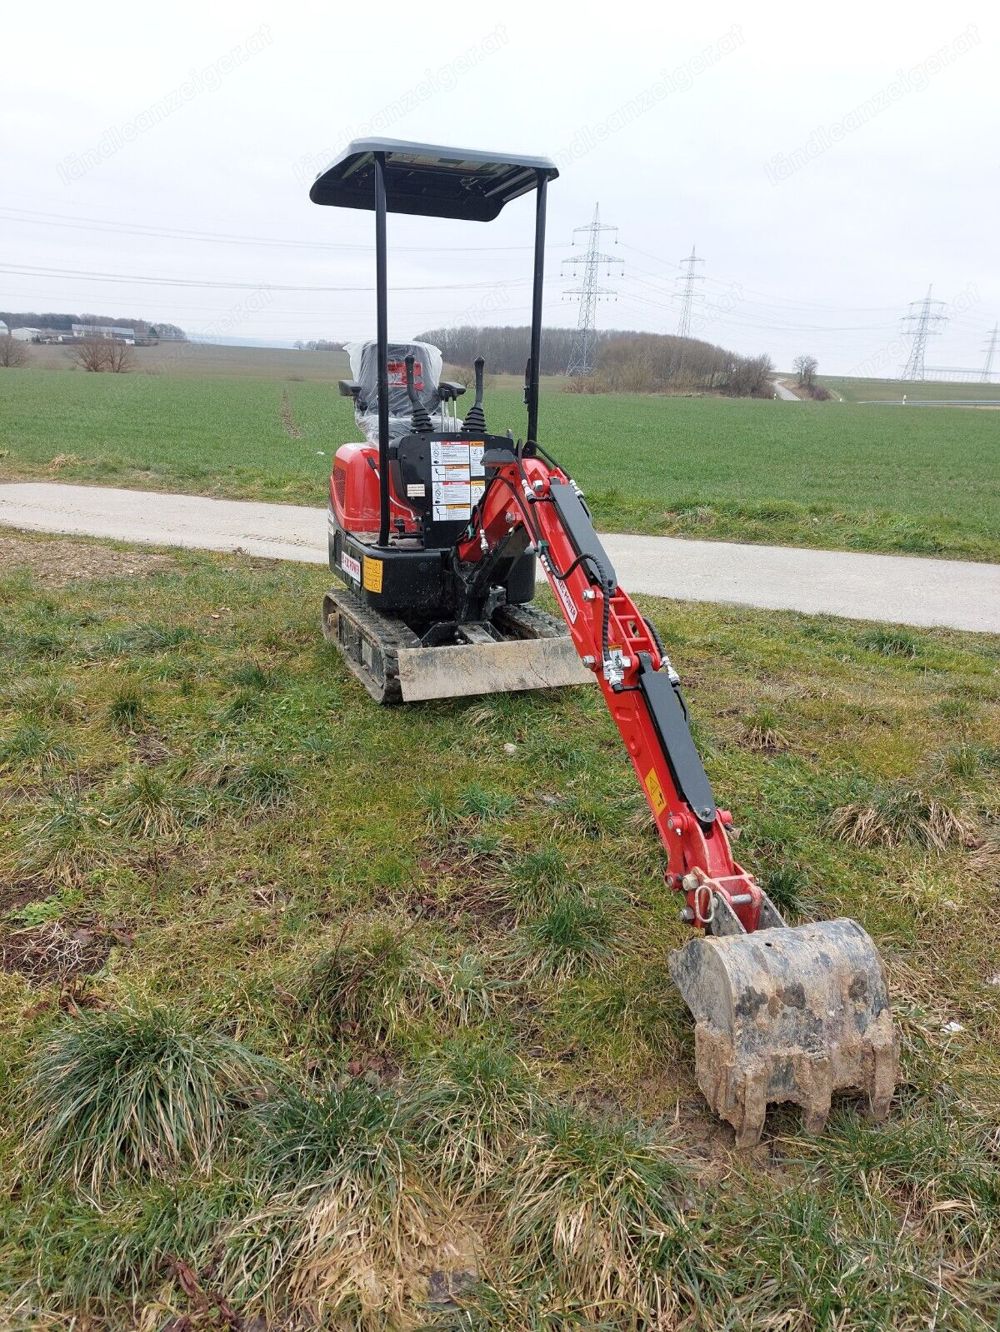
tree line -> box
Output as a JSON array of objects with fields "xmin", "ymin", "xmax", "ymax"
[
  {"xmin": 0, "ymin": 312, "xmax": 186, "ymax": 340},
  {"xmin": 417, "ymin": 325, "xmax": 602, "ymax": 375},
  {"xmin": 417, "ymin": 325, "xmax": 774, "ymax": 398},
  {"xmin": 1, "ymin": 333, "xmax": 136, "ymax": 372}
]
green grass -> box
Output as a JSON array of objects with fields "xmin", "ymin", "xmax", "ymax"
[
  {"xmin": 2, "ymin": 365, "xmax": 999, "ymax": 560},
  {"xmin": 0, "ymin": 532, "xmax": 998, "ymax": 1328},
  {"xmin": 822, "ymin": 375, "xmax": 1000, "ymax": 404},
  {"xmin": 24, "ymin": 1008, "xmax": 275, "ymax": 1195}
]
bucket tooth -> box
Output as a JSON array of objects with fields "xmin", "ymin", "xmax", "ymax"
[{"xmin": 669, "ymin": 917, "xmax": 899, "ymax": 1147}]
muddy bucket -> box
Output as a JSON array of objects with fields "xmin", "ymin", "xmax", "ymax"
[{"xmin": 669, "ymin": 918, "xmax": 899, "ymax": 1147}]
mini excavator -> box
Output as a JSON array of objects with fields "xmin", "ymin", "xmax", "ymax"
[{"xmin": 311, "ymin": 140, "xmax": 898, "ymax": 1145}]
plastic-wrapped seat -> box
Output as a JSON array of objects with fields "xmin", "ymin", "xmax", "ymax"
[{"xmin": 340, "ymin": 339, "xmax": 448, "ymax": 442}]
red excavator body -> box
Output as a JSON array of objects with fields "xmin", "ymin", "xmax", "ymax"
[{"xmin": 330, "ymin": 442, "xmax": 381, "ymax": 535}]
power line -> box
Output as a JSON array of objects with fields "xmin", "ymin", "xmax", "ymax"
[
  {"xmin": 617, "ymin": 279, "xmax": 895, "ymax": 334},
  {"xmin": 900, "ymin": 285, "xmax": 948, "ymax": 381},
  {"xmin": 620, "ymin": 243, "xmax": 926, "ymax": 315},
  {"xmin": 0, "ymin": 261, "xmax": 545, "ymax": 295},
  {"xmin": 0, "ymin": 205, "xmax": 556, "ymax": 255},
  {"xmin": 561, "ymin": 203, "xmax": 623, "ymax": 375},
  {"xmin": 619, "ymin": 241, "xmax": 685, "ymax": 275},
  {"xmin": 676, "ymin": 245, "xmax": 704, "ymax": 339}
]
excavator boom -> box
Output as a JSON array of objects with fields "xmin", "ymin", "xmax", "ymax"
[{"xmin": 454, "ymin": 438, "xmax": 899, "ymax": 1145}]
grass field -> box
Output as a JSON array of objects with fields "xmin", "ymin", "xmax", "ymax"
[
  {"xmin": 2, "ymin": 360, "xmax": 998, "ymax": 562},
  {"xmin": 821, "ymin": 376, "xmax": 1000, "ymax": 405},
  {"xmin": 21, "ymin": 340, "xmax": 352, "ymax": 381},
  {"xmin": 1, "ymin": 531, "xmax": 998, "ymax": 1329}
]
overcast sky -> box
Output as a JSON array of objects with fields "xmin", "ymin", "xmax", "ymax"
[{"xmin": 4, "ymin": 1, "xmax": 997, "ymax": 375}]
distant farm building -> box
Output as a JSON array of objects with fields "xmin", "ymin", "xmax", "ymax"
[
  {"xmin": 0, "ymin": 320, "xmax": 8, "ymax": 336},
  {"xmin": 70, "ymin": 324, "xmax": 137, "ymax": 345},
  {"xmin": 11, "ymin": 327, "xmax": 43, "ymax": 341}
]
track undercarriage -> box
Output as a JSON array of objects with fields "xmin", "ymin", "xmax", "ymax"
[{"xmin": 322, "ymin": 588, "xmax": 592, "ymax": 704}]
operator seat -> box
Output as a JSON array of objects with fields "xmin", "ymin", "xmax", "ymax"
[{"xmin": 339, "ymin": 340, "xmax": 464, "ymax": 442}]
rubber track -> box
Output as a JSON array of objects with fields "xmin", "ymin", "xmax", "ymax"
[{"xmin": 322, "ymin": 588, "xmax": 419, "ymax": 704}]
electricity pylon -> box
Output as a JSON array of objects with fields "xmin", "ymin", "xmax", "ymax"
[
  {"xmin": 676, "ymin": 245, "xmax": 705, "ymax": 339},
  {"xmin": 562, "ymin": 203, "xmax": 622, "ymax": 376},
  {"xmin": 900, "ymin": 285, "xmax": 947, "ymax": 381},
  {"xmin": 981, "ymin": 324, "xmax": 999, "ymax": 383}
]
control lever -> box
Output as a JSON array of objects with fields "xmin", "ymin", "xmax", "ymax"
[
  {"xmin": 405, "ymin": 354, "xmax": 432, "ymax": 433},
  {"xmin": 463, "ymin": 356, "xmax": 487, "ymax": 432}
]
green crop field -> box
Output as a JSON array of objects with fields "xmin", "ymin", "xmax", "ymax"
[
  {"xmin": 0, "ymin": 530, "xmax": 997, "ymax": 1329},
  {"xmin": 821, "ymin": 375, "xmax": 1000, "ymax": 405},
  {"xmin": 1, "ymin": 361, "xmax": 999, "ymax": 561},
  {"xmin": 22, "ymin": 340, "xmax": 352, "ymax": 381}
]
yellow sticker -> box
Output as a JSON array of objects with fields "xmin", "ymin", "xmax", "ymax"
[
  {"xmin": 644, "ymin": 767, "xmax": 667, "ymax": 816},
  {"xmin": 363, "ymin": 557, "xmax": 384, "ymax": 593}
]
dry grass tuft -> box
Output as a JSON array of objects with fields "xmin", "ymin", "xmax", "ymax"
[
  {"xmin": 828, "ymin": 784, "xmax": 980, "ymax": 851},
  {"xmin": 104, "ymin": 766, "xmax": 201, "ymax": 841},
  {"xmin": 302, "ymin": 923, "xmax": 424, "ymax": 1044},
  {"xmin": 411, "ymin": 1042, "xmax": 542, "ymax": 1197},
  {"xmin": 968, "ymin": 827, "xmax": 1000, "ymax": 886},
  {"xmin": 241, "ymin": 1173, "xmax": 469, "ymax": 1328},
  {"xmin": 500, "ymin": 1107, "xmax": 688, "ymax": 1326},
  {"xmin": 742, "ymin": 704, "xmax": 792, "ymax": 752},
  {"xmin": 512, "ymin": 888, "xmax": 621, "ymax": 979},
  {"xmin": 302, "ymin": 927, "xmax": 506, "ymax": 1044},
  {"xmin": 13, "ymin": 792, "xmax": 105, "ymax": 887},
  {"xmin": 415, "ymin": 950, "xmax": 511, "ymax": 1027},
  {"xmin": 106, "ymin": 688, "xmax": 147, "ymax": 733},
  {"xmin": 222, "ymin": 1082, "xmax": 474, "ymax": 1327},
  {"xmin": 0, "ymin": 721, "xmax": 71, "ymax": 772}
]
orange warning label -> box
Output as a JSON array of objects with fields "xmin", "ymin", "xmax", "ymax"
[{"xmin": 644, "ymin": 767, "xmax": 667, "ymax": 816}]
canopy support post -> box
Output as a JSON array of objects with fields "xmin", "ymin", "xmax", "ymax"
[{"xmin": 374, "ymin": 150, "xmax": 391, "ymax": 547}]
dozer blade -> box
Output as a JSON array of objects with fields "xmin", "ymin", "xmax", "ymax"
[
  {"xmin": 396, "ymin": 637, "xmax": 591, "ymax": 702},
  {"xmin": 323, "ymin": 589, "xmax": 592, "ymax": 704},
  {"xmin": 396, "ymin": 603, "xmax": 592, "ymax": 702},
  {"xmin": 669, "ymin": 918, "xmax": 899, "ymax": 1147}
]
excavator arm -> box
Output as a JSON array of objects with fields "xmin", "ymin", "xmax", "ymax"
[
  {"xmin": 456, "ymin": 440, "xmax": 766, "ymax": 935},
  {"xmin": 455, "ymin": 438, "xmax": 899, "ymax": 1145}
]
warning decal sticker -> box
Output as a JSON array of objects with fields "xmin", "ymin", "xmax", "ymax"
[
  {"xmin": 363, "ymin": 557, "xmax": 384, "ymax": 593},
  {"xmin": 644, "ymin": 767, "xmax": 667, "ymax": 816},
  {"xmin": 388, "ymin": 359, "xmax": 423, "ymax": 390},
  {"xmin": 429, "ymin": 441, "xmax": 477, "ymax": 521}
]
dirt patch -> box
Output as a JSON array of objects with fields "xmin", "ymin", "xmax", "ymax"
[
  {"xmin": 131, "ymin": 730, "xmax": 172, "ymax": 766},
  {"xmin": 280, "ymin": 389, "xmax": 303, "ymax": 439},
  {"xmin": 0, "ymin": 532, "xmax": 178, "ymax": 587},
  {"xmin": 408, "ymin": 850, "xmax": 514, "ymax": 928},
  {"xmin": 0, "ymin": 921, "xmax": 113, "ymax": 983},
  {"xmin": 0, "ymin": 880, "xmax": 55, "ymax": 915}
]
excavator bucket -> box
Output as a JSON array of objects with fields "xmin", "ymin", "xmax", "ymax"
[{"xmin": 669, "ymin": 917, "xmax": 898, "ymax": 1147}]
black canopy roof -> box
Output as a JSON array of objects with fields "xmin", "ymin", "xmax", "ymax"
[{"xmin": 309, "ymin": 138, "xmax": 558, "ymax": 222}]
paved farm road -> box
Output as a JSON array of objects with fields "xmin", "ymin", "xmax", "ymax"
[{"xmin": 0, "ymin": 482, "xmax": 997, "ymax": 634}]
